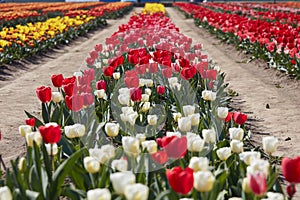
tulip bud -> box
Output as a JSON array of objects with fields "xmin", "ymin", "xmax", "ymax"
[
  {"xmin": 178, "ymin": 117, "xmax": 192, "ymax": 132},
  {"xmin": 94, "ymin": 89, "xmax": 107, "ymax": 99},
  {"xmin": 124, "ymin": 183, "xmax": 149, "ymax": 200},
  {"xmin": 229, "ymin": 128, "xmax": 244, "ymax": 141},
  {"xmin": 230, "ymin": 140, "xmax": 243, "ymax": 153},
  {"xmin": 172, "ymin": 112, "xmax": 182, "ymax": 122},
  {"xmin": 113, "ymin": 72, "xmax": 120, "ymax": 80},
  {"xmin": 216, "ymin": 147, "xmax": 231, "ymax": 161},
  {"xmin": 145, "ymin": 79, "xmax": 153, "ymax": 87},
  {"xmin": 182, "ymin": 105, "xmax": 195, "ymax": 117},
  {"xmin": 45, "ymin": 143, "xmax": 58, "ymax": 156},
  {"xmin": 136, "ymin": 134, "xmax": 146, "ymax": 144},
  {"xmin": 262, "ymin": 136, "xmax": 278, "ymax": 155},
  {"xmin": 202, "ymin": 90, "xmax": 216, "ymax": 101},
  {"xmin": 142, "ymin": 140, "xmax": 157, "ymax": 154},
  {"xmin": 19, "ymin": 125, "xmax": 32, "ymax": 137},
  {"xmin": 0, "ymin": 186, "xmax": 13, "ymax": 200},
  {"xmin": 287, "ymin": 184, "xmax": 296, "ymax": 198},
  {"xmin": 64, "ymin": 124, "xmax": 86, "ymax": 138},
  {"xmin": 145, "ymin": 88, "xmax": 152, "ymax": 96},
  {"xmin": 111, "ymin": 159, "xmax": 128, "ymax": 172},
  {"xmin": 87, "ymin": 188, "xmax": 111, "ymax": 200},
  {"xmin": 18, "ymin": 157, "xmax": 26, "ymax": 173},
  {"xmin": 217, "ymin": 107, "xmax": 228, "ymax": 119},
  {"xmin": 147, "ymin": 115, "xmax": 158, "ymax": 126},
  {"xmin": 202, "ymin": 129, "xmax": 216, "ymax": 143},
  {"xmin": 105, "ymin": 123, "xmax": 120, "ymax": 137},
  {"xmin": 157, "ymin": 85, "xmax": 165, "ymax": 95},
  {"xmin": 96, "ymin": 80, "xmax": 106, "ymax": 91},
  {"xmin": 52, "ymin": 92, "xmax": 63, "ymax": 103},
  {"xmin": 83, "ymin": 156, "xmax": 100, "ymax": 173},
  {"xmin": 110, "ymin": 172, "xmax": 136, "ymax": 194},
  {"xmin": 193, "ymin": 171, "xmax": 215, "ymax": 192},
  {"xmin": 141, "ymin": 94, "xmax": 149, "ymax": 102},
  {"xmin": 189, "ymin": 157, "xmax": 209, "ymax": 172},
  {"xmin": 141, "ymin": 102, "xmax": 151, "ymax": 112},
  {"xmin": 122, "ymin": 136, "xmax": 140, "ymax": 157},
  {"xmin": 188, "ymin": 113, "xmax": 200, "ymax": 126}
]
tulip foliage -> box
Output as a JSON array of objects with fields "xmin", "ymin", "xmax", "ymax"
[
  {"xmin": 174, "ymin": 2, "xmax": 300, "ymax": 79},
  {"xmin": 0, "ymin": 3, "xmax": 292, "ymax": 200}
]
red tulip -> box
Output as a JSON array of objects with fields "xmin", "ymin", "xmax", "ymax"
[
  {"xmin": 166, "ymin": 167, "xmax": 194, "ymax": 195},
  {"xmin": 25, "ymin": 118, "xmax": 35, "ymax": 127},
  {"xmin": 89, "ymin": 50, "xmax": 98, "ymax": 60},
  {"xmin": 281, "ymin": 157, "xmax": 300, "ymax": 183},
  {"xmin": 125, "ymin": 76, "xmax": 139, "ymax": 88},
  {"xmin": 86, "ymin": 57, "xmax": 95, "ymax": 66},
  {"xmin": 62, "ymin": 76, "xmax": 76, "ymax": 85},
  {"xmin": 135, "ymin": 64, "xmax": 147, "ymax": 75},
  {"xmin": 36, "ymin": 86, "xmax": 52, "ymax": 103},
  {"xmin": 128, "ymin": 54, "xmax": 139, "ymax": 65},
  {"xmin": 83, "ymin": 93, "xmax": 94, "ymax": 106},
  {"xmin": 233, "ymin": 112, "xmax": 247, "ymax": 125},
  {"xmin": 248, "ymin": 172, "xmax": 267, "ymax": 196},
  {"xmin": 148, "ymin": 63, "xmax": 158, "ymax": 74},
  {"xmin": 51, "ymin": 74, "xmax": 64, "ymax": 87},
  {"xmin": 63, "ymin": 83, "xmax": 75, "ymax": 96},
  {"xmin": 130, "ymin": 88, "xmax": 142, "ymax": 102},
  {"xmin": 38, "ymin": 123, "xmax": 61, "ymax": 144},
  {"xmin": 157, "ymin": 85, "xmax": 165, "ymax": 95},
  {"xmin": 151, "ymin": 150, "xmax": 168, "ymax": 165},
  {"xmin": 65, "ymin": 94, "xmax": 84, "ymax": 112},
  {"xmin": 225, "ymin": 112, "xmax": 233, "ymax": 122},
  {"xmin": 162, "ymin": 68, "xmax": 172, "ymax": 78},
  {"xmin": 94, "ymin": 44, "xmax": 102, "ymax": 52},
  {"xmin": 103, "ymin": 66, "xmax": 114, "ymax": 77},
  {"xmin": 96, "ymin": 80, "xmax": 106, "ymax": 91},
  {"xmin": 287, "ymin": 184, "xmax": 296, "ymax": 198},
  {"xmin": 157, "ymin": 136, "xmax": 187, "ymax": 159},
  {"xmin": 181, "ymin": 66, "xmax": 197, "ymax": 80}
]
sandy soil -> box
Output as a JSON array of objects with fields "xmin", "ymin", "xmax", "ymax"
[
  {"xmin": 167, "ymin": 7, "xmax": 300, "ymax": 158},
  {"xmin": 0, "ymin": 9, "xmax": 137, "ymax": 165}
]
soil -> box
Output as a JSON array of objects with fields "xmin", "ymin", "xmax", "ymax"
[{"xmin": 0, "ymin": 6, "xmax": 299, "ymax": 177}]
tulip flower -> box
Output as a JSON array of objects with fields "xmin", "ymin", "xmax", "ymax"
[
  {"xmin": 52, "ymin": 92, "xmax": 63, "ymax": 103},
  {"xmin": 36, "ymin": 86, "xmax": 52, "ymax": 103},
  {"xmin": 182, "ymin": 105, "xmax": 195, "ymax": 117},
  {"xmin": 286, "ymin": 184, "xmax": 296, "ymax": 198},
  {"xmin": 83, "ymin": 156, "xmax": 100, "ymax": 174},
  {"xmin": 239, "ymin": 151, "xmax": 261, "ymax": 165},
  {"xmin": 65, "ymin": 94, "xmax": 84, "ymax": 112},
  {"xmin": 19, "ymin": 125, "xmax": 32, "ymax": 137},
  {"xmin": 158, "ymin": 136, "xmax": 187, "ymax": 159},
  {"xmin": 64, "ymin": 124, "xmax": 86, "ymax": 138},
  {"xmin": 38, "ymin": 123, "xmax": 61, "ymax": 144},
  {"xmin": 166, "ymin": 167, "xmax": 194, "ymax": 195},
  {"xmin": 216, "ymin": 147, "xmax": 231, "ymax": 161},
  {"xmin": 111, "ymin": 159, "xmax": 128, "ymax": 172},
  {"xmin": 217, "ymin": 107, "xmax": 228, "ymax": 119},
  {"xmin": 230, "ymin": 140, "xmax": 243, "ymax": 153},
  {"xmin": 94, "ymin": 89, "xmax": 107, "ymax": 99},
  {"xmin": 202, "ymin": 90, "xmax": 216, "ymax": 101},
  {"xmin": 233, "ymin": 112, "xmax": 247, "ymax": 125},
  {"xmin": 113, "ymin": 72, "xmax": 120, "ymax": 80},
  {"xmin": 96, "ymin": 80, "xmax": 106, "ymax": 91},
  {"xmin": 189, "ymin": 157, "xmax": 209, "ymax": 172},
  {"xmin": 18, "ymin": 157, "xmax": 26, "ymax": 173},
  {"xmin": 122, "ymin": 136, "xmax": 140, "ymax": 157},
  {"xmin": 87, "ymin": 188, "xmax": 111, "ymax": 200},
  {"xmin": 229, "ymin": 128, "xmax": 244, "ymax": 141},
  {"xmin": 157, "ymin": 85, "xmax": 165, "ymax": 95},
  {"xmin": 124, "ymin": 183, "xmax": 149, "ymax": 200},
  {"xmin": 178, "ymin": 117, "xmax": 192, "ymax": 132},
  {"xmin": 103, "ymin": 66, "xmax": 114, "ymax": 77},
  {"xmin": 281, "ymin": 156, "xmax": 300, "ymax": 183},
  {"xmin": 225, "ymin": 112, "xmax": 233, "ymax": 122},
  {"xmin": 202, "ymin": 129, "xmax": 216, "ymax": 143},
  {"xmin": 187, "ymin": 133, "xmax": 204, "ymax": 152},
  {"xmin": 142, "ymin": 140, "xmax": 157, "ymax": 154},
  {"xmin": 262, "ymin": 136, "xmax": 278, "ymax": 155},
  {"xmin": 110, "ymin": 172, "xmax": 136, "ymax": 194},
  {"xmin": 26, "ymin": 131, "xmax": 42, "ymax": 147},
  {"xmin": 248, "ymin": 172, "xmax": 267, "ymax": 197},
  {"xmin": 130, "ymin": 88, "xmax": 142, "ymax": 102},
  {"xmin": 25, "ymin": 118, "xmax": 35, "ymax": 127},
  {"xmin": 45, "ymin": 143, "xmax": 58, "ymax": 156},
  {"xmin": 193, "ymin": 171, "xmax": 215, "ymax": 192},
  {"xmin": 147, "ymin": 115, "xmax": 158, "ymax": 126},
  {"xmin": 0, "ymin": 186, "xmax": 12, "ymax": 200},
  {"xmin": 151, "ymin": 150, "xmax": 168, "ymax": 165},
  {"xmin": 51, "ymin": 74, "xmax": 64, "ymax": 88}
]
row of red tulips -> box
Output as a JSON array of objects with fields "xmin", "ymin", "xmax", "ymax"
[{"xmin": 174, "ymin": 2, "xmax": 300, "ymax": 79}]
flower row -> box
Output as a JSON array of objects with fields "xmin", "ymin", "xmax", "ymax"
[{"xmin": 174, "ymin": 2, "xmax": 300, "ymax": 79}]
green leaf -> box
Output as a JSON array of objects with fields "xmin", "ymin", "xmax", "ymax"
[
  {"xmin": 42, "ymin": 103, "xmax": 50, "ymax": 123},
  {"xmin": 154, "ymin": 189, "xmax": 174, "ymax": 200},
  {"xmin": 24, "ymin": 110, "xmax": 44, "ymax": 127},
  {"xmin": 50, "ymin": 105, "xmax": 60, "ymax": 123}
]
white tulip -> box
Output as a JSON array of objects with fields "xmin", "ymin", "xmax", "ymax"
[
  {"xmin": 147, "ymin": 115, "xmax": 158, "ymax": 126},
  {"xmin": 89, "ymin": 145, "xmax": 115, "ymax": 164},
  {"xmin": 94, "ymin": 89, "xmax": 107, "ymax": 99},
  {"xmin": 52, "ymin": 92, "xmax": 63, "ymax": 103},
  {"xmin": 142, "ymin": 140, "xmax": 157, "ymax": 154},
  {"xmin": 202, "ymin": 129, "xmax": 216, "ymax": 143},
  {"xmin": 239, "ymin": 151, "xmax": 261, "ymax": 165},
  {"xmin": 110, "ymin": 172, "xmax": 136, "ymax": 194},
  {"xmin": 0, "ymin": 186, "xmax": 12, "ymax": 200},
  {"xmin": 242, "ymin": 177, "xmax": 251, "ymax": 193},
  {"xmin": 187, "ymin": 134, "xmax": 204, "ymax": 152},
  {"xmin": 141, "ymin": 94, "xmax": 149, "ymax": 102},
  {"xmin": 105, "ymin": 123, "xmax": 120, "ymax": 137},
  {"xmin": 100, "ymin": 144, "xmax": 116, "ymax": 160},
  {"xmin": 193, "ymin": 171, "xmax": 215, "ymax": 192},
  {"xmin": 168, "ymin": 77, "xmax": 178, "ymax": 88},
  {"xmin": 19, "ymin": 125, "xmax": 32, "ymax": 137},
  {"xmin": 45, "ymin": 143, "xmax": 58, "ymax": 156},
  {"xmin": 145, "ymin": 79, "xmax": 153, "ymax": 87},
  {"xmin": 216, "ymin": 147, "xmax": 231, "ymax": 161},
  {"xmin": 166, "ymin": 131, "xmax": 182, "ymax": 138},
  {"xmin": 136, "ymin": 134, "xmax": 146, "ymax": 144},
  {"xmin": 127, "ymin": 112, "xmax": 139, "ymax": 126},
  {"xmin": 189, "ymin": 113, "xmax": 200, "ymax": 126},
  {"xmin": 113, "ymin": 72, "xmax": 120, "ymax": 80},
  {"xmin": 139, "ymin": 79, "xmax": 146, "ymax": 87},
  {"xmin": 229, "ymin": 128, "xmax": 244, "ymax": 141},
  {"xmin": 111, "ymin": 159, "xmax": 128, "ymax": 172},
  {"xmin": 262, "ymin": 136, "xmax": 278, "ymax": 155},
  {"xmin": 202, "ymin": 90, "xmax": 216, "ymax": 101},
  {"xmin": 189, "ymin": 157, "xmax": 209, "ymax": 172},
  {"xmin": 228, "ymin": 198, "xmax": 243, "ymax": 200},
  {"xmin": 145, "ymin": 88, "xmax": 152, "ymax": 96},
  {"xmin": 87, "ymin": 188, "xmax": 111, "ymax": 200},
  {"xmin": 122, "ymin": 136, "xmax": 140, "ymax": 157},
  {"xmin": 124, "ymin": 183, "xmax": 149, "ymax": 200},
  {"xmin": 247, "ymin": 158, "xmax": 270, "ymax": 177},
  {"xmin": 183, "ymin": 105, "xmax": 195, "ymax": 116},
  {"xmin": 173, "ymin": 83, "xmax": 181, "ymax": 91},
  {"xmin": 141, "ymin": 102, "xmax": 151, "ymax": 112},
  {"xmin": 121, "ymin": 106, "xmax": 134, "ymax": 114},
  {"xmin": 26, "ymin": 131, "xmax": 42, "ymax": 147},
  {"xmin": 18, "ymin": 157, "xmax": 26, "ymax": 173},
  {"xmin": 64, "ymin": 124, "xmax": 86, "ymax": 138},
  {"xmin": 178, "ymin": 117, "xmax": 192, "ymax": 132},
  {"xmin": 230, "ymin": 140, "xmax": 243, "ymax": 153},
  {"xmin": 118, "ymin": 94, "xmax": 130, "ymax": 105},
  {"xmin": 119, "ymin": 88, "xmax": 130, "ymax": 95},
  {"xmin": 264, "ymin": 192, "xmax": 284, "ymax": 200},
  {"xmin": 83, "ymin": 156, "xmax": 100, "ymax": 173},
  {"xmin": 172, "ymin": 112, "xmax": 182, "ymax": 122},
  {"xmin": 217, "ymin": 107, "xmax": 228, "ymax": 119}
]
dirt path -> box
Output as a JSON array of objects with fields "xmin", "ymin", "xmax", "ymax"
[
  {"xmin": 167, "ymin": 7, "xmax": 300, "ymax": 157},
  {"xmin": 0, "ymin": 9, "xmax": 137, "ymax": 165}
]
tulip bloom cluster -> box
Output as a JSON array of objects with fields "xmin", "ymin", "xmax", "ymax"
[{"xmin": 2, "ymin": 3, "xmax": 289, "ymax": 200}]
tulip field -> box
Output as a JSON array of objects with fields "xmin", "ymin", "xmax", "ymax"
[{"xmin": 0, "ymin": 2, "xmax": 300, "ymax": 200}]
